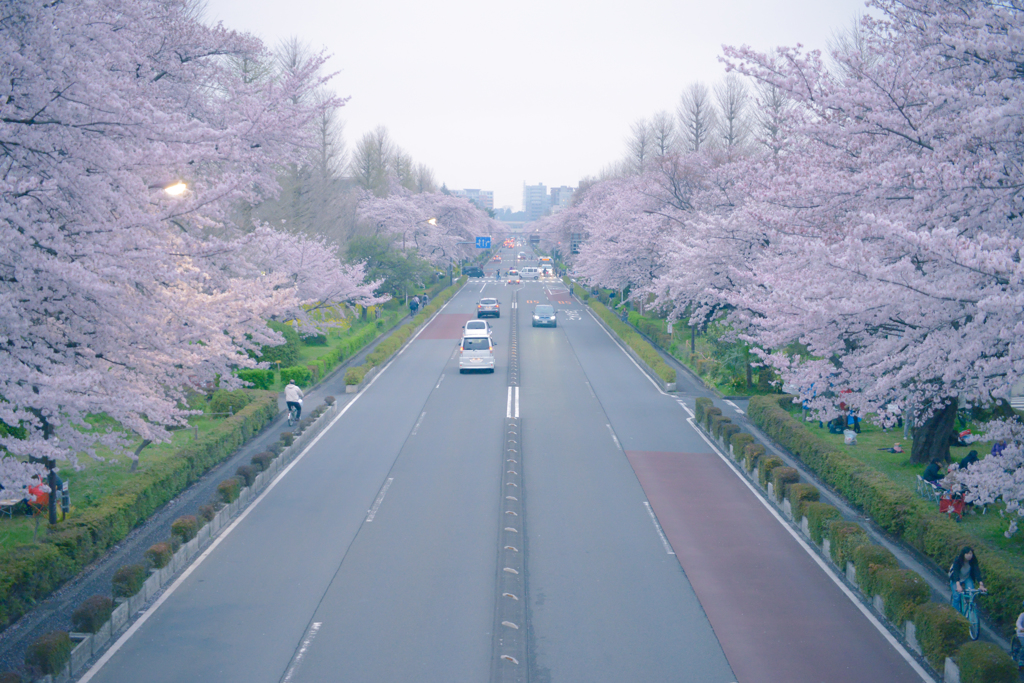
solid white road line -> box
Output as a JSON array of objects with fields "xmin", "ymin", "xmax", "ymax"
[
  {"xmin": 436, "ymin": 373, "xmax": 445, "ymax": 389},
  {"xmin": 507, "ymin": 387, "xmax": 513, "ymax": 419},
  {"xmin": 723, "ymin": 399, "xmax": 745, "ymax": 415},
  {"xmin": 514, "ymin": 387, "xmax": 520, "ymax": 419},
  {"xmin": 643, "ymin": 501, "xmax": 676, "ymax": 555},
  {"xmin": 606, "ymin": 424, "xmax": 622, "ymax": 451},
  {"xmin": 365, "ymin": 477, "xmax": 394, "ymax": 522},
  {"xmin": 678, "ymin": 403, "xmax": 935, "ymax": 683}
]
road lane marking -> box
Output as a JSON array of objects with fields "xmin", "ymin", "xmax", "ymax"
[
  {"xmin": 436, "ymin": 373, "xmax": 445, "ymax": 389},
  {"xmin": 582, "ymin": 306, "xmax": 666, "ymax": 395},
  {"xmin": 411, "ymin": 411, "xmax": 426, "ymax": 436},
  {"xmin": 678, "ymin": 403, "xmax": 935, "ymax": 683},
  {"xmin": 643, "ymin": 501, "xmax": 676, "ymax": 555},
  {"xmin": 514, "ymin": 386, "xmax": 519, "ymax": 418},
  {"xmin": 606, "ymin": 424, "xmax": 622, "ymax": 450},
  {"xmin": 281, "ymin": 621, "xmax": 322, "ymax": 683},
  {"xmin": 507, "ymin": 386, "xmax": 513, "ymax": 418},
  {"xmin": 724, "ymin": 399, "xmax": 745, "ymax": 414},
  {"xmin": 365, "ymin": 477, "xmax": 394, "ymax": 522}
]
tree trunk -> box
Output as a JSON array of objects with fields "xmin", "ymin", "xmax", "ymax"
[
  {"xmin": 746, "ymin": 363, "xmax": 753, "ymax": 391},
  {"xmin": 910, "ymin": 401, "xmax": 957, "ymax": 464}
]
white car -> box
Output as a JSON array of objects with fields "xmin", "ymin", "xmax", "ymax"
[
  {"xmin": 459, "ymin": 330, "xmax": 495, "ymax": 373},
  {"xmin": 463, "ymin": 319, "xmax": 493, "ymax": 341}
]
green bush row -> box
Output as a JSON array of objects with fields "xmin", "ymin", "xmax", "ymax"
[
  {"xmin": 627, "ymin": 311, "xmax": 673, "ymax": 348},
  {"xmin": 747, "ymin": 395, "xmax": 1024, "ymax": 629},
  {"xmin": 236, "ymin": 368, "xmax": 275, "ymax": 390},
  {"xmin": 0, "ymin": 395, "xmax": 277, "ymax": 629},
  {"xmin": 589, "ymin": 301, "xmax": 676, "ymax": 385},
  {"xmin": 279, "ymin": 365, "xmax": 313, "ymax": 387}
]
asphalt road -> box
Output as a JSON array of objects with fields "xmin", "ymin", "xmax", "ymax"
[{"xmin": 79, "ymin": 248, "xmax": 928, "ymax": 683}]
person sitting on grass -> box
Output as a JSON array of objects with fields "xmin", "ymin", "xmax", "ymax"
[
  {"xmin": 922, "ymin": 458, "xmax": 946, "ymax": 485},
  {"xmin": 958, "ymin": 449, "xmax": 980, "ymax": 470}
]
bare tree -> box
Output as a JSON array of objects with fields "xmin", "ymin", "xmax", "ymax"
[
  {"xmin": 414, "ymin": 163, "xmax": 438, "ymax": 193},
  {"xmin": 350, "ymin": 126, "xmax": 395, "ymax": 196},
  {"xmin": 752, "ymin": 80, "xmax": 790, "ymax": 160},
  {"xmin": 677, "ymin": 82, "xmax": 717, "ymax": 154},
  {"xmin": 392, "ymin": 147, "xmax": 415, "ymax": 191},
  {"xmin": 714, "ymin": 75, "xmax": 750, "ymax": 159},
  {"xmin": 625, "ymin": 118, "xmax": 653, "ymax": 175},
  {"xmin": 650, "ymin": 110, "xmax": 677, "ymax": 157}
]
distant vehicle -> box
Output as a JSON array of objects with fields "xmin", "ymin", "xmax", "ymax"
[
  {"xmin": 538, "ymin": 256, "xmax": 552, "ymax": 264},
  {"xmin": 464, "ymin": 266, "xmax": 485, "ymax": 278},
  {"xmin": 464, "ymin": 319, "xmax": 493, "ymax": 340},
  {"xmin": 459, "ymin": 333, "xmax": 494, "ymax": 373},
  {"xmin": 532, "ymin": 304, "xmax": 557, "ymax": 327},
  {"xmin": 477, "ymin": 298, "xmax": 500, "ymax": 318},
  {"xmin": 518, "ymin": 252, "xmax": 526, "ymax": 260},
  {"xmin": 521, "ymin": 266, "xmax": 541, "ymax": 280},
  {"xmin": 506, "ymin": 269, "xmax": 521, "ymax": 284},
  {"xmin": 492, "ymin": 255, "xmax": 501, "ymax": 261}
]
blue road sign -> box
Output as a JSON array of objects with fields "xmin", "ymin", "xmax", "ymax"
[{"xmin": 475, "ymin": 236, "xmax": 491, "ymax": 249}]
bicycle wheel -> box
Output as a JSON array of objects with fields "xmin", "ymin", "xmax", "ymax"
[{"xmin": 967, "ymin": 601, "xmax": 980, "ymax": 640}]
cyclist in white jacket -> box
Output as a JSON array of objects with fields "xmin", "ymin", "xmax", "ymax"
[{"xmin": 285, "ymin": 379, "xmax": 304, "ymax": 420}]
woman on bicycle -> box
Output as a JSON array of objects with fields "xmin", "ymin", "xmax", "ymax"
[{"xmin": 949, "ymin": 546, "xmax": 985, "ymax": 612}]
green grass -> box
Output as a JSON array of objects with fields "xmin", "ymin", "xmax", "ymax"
[{"xmin": 781, "ymin": 405, "xmax": 1024, "ymax": 561}]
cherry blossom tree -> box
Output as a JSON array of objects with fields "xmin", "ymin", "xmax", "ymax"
[
  {"xmin": 0, "ymin": 0, "xmax": 366, "ymax": 490},
  {"xmin": 718, "ymin": 0, "xmax": 1024, "ymax": 467}
]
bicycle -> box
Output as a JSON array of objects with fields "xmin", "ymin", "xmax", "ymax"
[
  {"xmin": 1012, "ymin": 634, "xmax": 1023, "ymax": 667},
  {"xmin": 287, "ymin": 399, "xmax": 302, "ymax": 427},
  {"xmin": 951, "ymin": 587, "xmax": 986, "ymax": 640}
]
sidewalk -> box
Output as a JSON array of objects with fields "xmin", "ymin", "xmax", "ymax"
[{"xmin": 0, "ymin": 311, "xmax": 421, "ymax": 677}]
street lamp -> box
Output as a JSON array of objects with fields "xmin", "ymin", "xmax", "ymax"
[{"xmin": 163, "ymin": 181, "xmax": 187, "ymax": 197}]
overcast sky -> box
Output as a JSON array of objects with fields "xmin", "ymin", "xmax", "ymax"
[{"xmin": 203, "ymin": 0, "xmax": 867, "ymax": 211}]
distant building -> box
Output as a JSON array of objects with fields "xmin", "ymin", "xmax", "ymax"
[
  {"xmin": 523, "ymin": 183, "xmax": 550, "ymax": 222},
  {"xmin": 549, "ymin": 186, "xmax": 574, "ymax": 211},
  {"xmin": 452, "ymin": 188, "xmax": 494, "ymax": 211}
]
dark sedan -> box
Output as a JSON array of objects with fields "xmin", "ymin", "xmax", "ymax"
[{"xmin": 532, "ymin": 304, "xmax": 557, "ymax": 327}]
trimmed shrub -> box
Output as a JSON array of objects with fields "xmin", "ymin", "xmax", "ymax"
[
  {"xmin": 730, "ymin": 432, "xmax": 754, "ymax": 456},
  {"xmin": 236, "ymin": 368, "xmax": 275, "ymax": 390},
  {"xmin": 198, "ymin": 504, "xmax": 215, "ymax": 524},
  {"xmin": 772, "ymin": 466, "xmax": 799, "ymax": 502},
  {"xmin": 957, "ymin": 641, "xmax": 1016, "ymax": 683},
  {"xmin": 279, "ymin": 365, "xmax": 312, "ymax": 387},
  {"xmin": 217, "ymin": 478, "xmax": 240, "ymax": 504},
  {"xmin": 111, "ymin": 564, "xmax": 147, "ymax": 598},
  {"xmin": 805, "ymin": 502, "xmax": 843, "ymax": 545},
  {"xmin": 853, "ymin": 544, "xmax": 899, "ymax": 597},
  {"xmin": 235, "ymin": 464, "xmax": 256, "ymax": 487},
  {"xmin": 709, "ymin": 414, "xmax": 731, "ymax": 438},
  {"xmin": 914, "ymin": 602, "xmax": 970, "ymax": 670},
  {"xmin": 71, "ymin": 595, "xmax": 113, "ymax": 633},
  {"xmin": 145, "ymin": 542, "xmax": 173, "ymax": 569},
  {"xmin": 344, "ymin": 366, "xmax": 367, "ymax": 385},
  {"xmin": 695, "ymin": 397, "xmax": 713, "ymax": 424},
  {"xmin": 280, "ymin": 432, "xmax": 294, "ymax": 446},
  {"xmin": 876, "ymin": 568, "xmax": 929, "ymax": 624},
  {"xmin": 258, "ymin": 320, "xmax": 300, "ymax": 367},
  {"xmin": 704, "ymin": 407, "xmax": 722, "ymax": 432},
  {"xmin": 24, "ymin": 631, "xmax": 71, "ymax": 675},
  {"xmin": 758, "ymin": 456, "xmax": 783, "ymax": 488},
  {"xmin": 171, "ymin": 515, "xmax": 198, "ymax": 542},
  {"xmin": 744, "ymin": 443, "xmax": 765, "ymax": 472},
  {"xmin": 786, "ymin": 483, "xmax": 820, "ymax": 519},
  {"xmin": 720, "ymin": 423, "xmax": 741, "ymax": 444},
  {"xmin": 251, "ymin": 452, "xmax": 274, "ymax": 471},
  {"xmin": 207, "ymin": 389, "xmax": 252, "ymax": 416},
  {"xmin": 325, "ymin": 395, "xmax": 336, "ymax": 405},
  {"xmin": 827, "ymin": 520, "xmax": 870, "ymax": 568}
]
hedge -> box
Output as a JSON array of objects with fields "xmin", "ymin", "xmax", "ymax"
[
  {"xmin": 589, "ymin": 301, "xmax": 676, "ymax": 385},
  {"xmin": 207, "ymin": 389, "xmax": 251, "ymax": 415},
  {"xmin": 171, "ymin": 515, "xmax": 198, "ymax": 543},
  {"xmin": 914, "ymin": 602, "xmax": 970, "ymax": 670},
  {"xmin": 757, "ymin": 456, "xmax": 783, "ymax": 488},
  {"xmin": 279, "ymin": 365, "xmax": 313, "ymax": 387},
  {"xmin": 772, "ymin": 466, "xmax": 799, "ymax": 502},
  {"xmin": 704, "ymin": 407, "xmax": 723, "ymax": 432},
  {"xmin": 730, "ymin": 432, "xmax": 754, "ymax": 456},
  {"xmin": 748, "ymin": 394, "xmax": 1024, "ymax": 629},
  {"xmin": 957, "ymin": 641, "xmax": 1017, "ymax": 683},
  {"xmin": 145, "ymin": 541, "xmax": 173, "ymax": 569},
  {"xmin": 827, "ymin": 520, "xmax": 870, "ymax": 568},
  {"xmin": 853, "ymin": 544, "xmax": 899, "ymax": 598},
  {"xmin": 24, "ymin": 631, "xmax": 71, "ymax": 675},
  {"xmin": 217, "ymin": 478, "xmax": 240, "ymax": 504},
  {"xmin": 876, "ymin": 568, "xmax": 929, "ymax": 624},
  {"xmin": 720, "ymin": 423, "xmax": 741, "ymax": 444},
  {"xmin": 804, "ymin": 501, "xmax": 843, "ymax": 545},
  {"xmin": 709, "ymin": 414, "xmax": 731, "ymax": 439},
  {"xmin": 0, "ymin": 395, "xmax": 275, "ymax": 628},
  {"xmin": 71, "ymin": 595, "xmax": 113, "ymax": 633},
  {"xmin": 786, "ymin": 482, "xmax": 819, "ymax": 519},
  {"xmin": 695, "ymin": 397, "xmax": 714, "ymax": 424},
  {"xmin": 251, "ymin": 452, "xmax": 274, "ymax": 471},
  {"xmin": 111, "ymin": 564, "xmax": 147, "ymax": 598},
  {"xmin": 743, "ymin": 443, "xmax": 765, "ymax": 472},
  {"xmin": 236, "ymin": 368, "xmax": 275, "ymax": 390}
]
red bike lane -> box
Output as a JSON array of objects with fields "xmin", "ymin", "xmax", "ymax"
[{"xmin": 625, "ymin": 449, "xmax": 928, "ymax": 683}]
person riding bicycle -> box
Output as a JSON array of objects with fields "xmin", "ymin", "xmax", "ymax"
[
  {"xmin": 949, "ymin": 546, "xmax": 985, "ymax": 612},
  {"xmin": 285, "ymin": 379, "xmax": 304, "ymax": 421},
  {"xmin": 1015, "ymin": 601, "xmax": 1024, "ymax": 665}
]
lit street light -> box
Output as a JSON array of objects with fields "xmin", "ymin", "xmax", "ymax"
[{"xmin": 163, "ymin": 181, "xmax": 187, "ymax": 197}]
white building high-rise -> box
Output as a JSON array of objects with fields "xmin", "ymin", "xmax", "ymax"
[
  {"xmin": 523, "ymin": 183, "xmax": 549, "ymax": 222},
  {"xmin": 452, "ymin": 188, "xmax": 494, "ymax": 211}
]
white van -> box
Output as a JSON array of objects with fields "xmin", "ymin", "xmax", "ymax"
[
  {"xmin": 521, "ymin": 266, "xmax": 542, "ymax": 280},
  {"xmin": 459, "ymin": 331, "xmax": 495, "ymax": 373}
]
